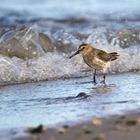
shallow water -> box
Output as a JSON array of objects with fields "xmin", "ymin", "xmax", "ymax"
[{"xmin": 0, "ymin": 72, "xmax": 140, "ymax": 130}]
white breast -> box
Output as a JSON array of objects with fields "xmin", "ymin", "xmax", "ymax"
[
  {"xmin": 93, "ymin": 57, "xmax": 106, "ymax": 69},
  {"xmin": 103, "ymin": 62, "xmax": 111, "ymax": 73}
]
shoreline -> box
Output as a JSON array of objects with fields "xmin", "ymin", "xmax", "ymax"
[
  {"xmin": 0, "ymin": 71, "xmax": 138, "ymax": 87},
  {"xmin": 14, "ymin": 111, "xmax": 140, "ymax": 140}
]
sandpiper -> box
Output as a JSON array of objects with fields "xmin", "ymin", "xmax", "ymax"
[{"xmin": 69, "ymin": 44, "xmax": 119, "ymax": 84}]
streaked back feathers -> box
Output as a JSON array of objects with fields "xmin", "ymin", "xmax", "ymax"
[
  {"xmin": 109, "ymin": 52, "xmax": 119, "ymax": 61},
  {"xmin": 96, "ymin": 50, "xmax": 119, "ymax": 62}
]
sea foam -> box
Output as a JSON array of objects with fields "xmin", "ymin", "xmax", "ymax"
[{"xmin": 0, "ymin": 26, "xmax": 140, "ymax": 85}]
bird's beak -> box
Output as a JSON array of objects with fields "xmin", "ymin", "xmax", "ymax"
[{"xmin": 69, "ymin": 50, "xmax": 80, "ymax": 59}]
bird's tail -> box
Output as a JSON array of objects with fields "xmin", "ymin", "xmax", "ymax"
[{"xmin": 109, "ymin": 52, "xmax": 119, "ymax": 61}]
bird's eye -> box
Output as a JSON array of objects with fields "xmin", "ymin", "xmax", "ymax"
[
  {"xmin": 78, "ymin": 45, "xmax": 86, "ymax": 50},
  {"xmin": 79, "ymin": 47, "xmax": 84, "ymax": 51},
  {"xmin": 81, "ymin": 47, "xmax": 85, "ymax": 50}
]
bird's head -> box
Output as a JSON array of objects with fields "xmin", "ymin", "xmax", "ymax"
[{"xmin": 69, "ymin": 44, "xmax": 92, "ymax": 58}]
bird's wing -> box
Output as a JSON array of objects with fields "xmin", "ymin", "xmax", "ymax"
[{"xmin": 96, "ymin": 50, "xmax": 111, "ymax": 62}]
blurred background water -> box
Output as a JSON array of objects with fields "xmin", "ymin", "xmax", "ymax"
[{"xmin": 0, "ymin": 0, "xmax": 140, "ymax": 20}]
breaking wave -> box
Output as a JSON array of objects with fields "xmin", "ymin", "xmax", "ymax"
[{"xmin": 0, "ymin": 25, "xmax": 140, "ymax": 85}]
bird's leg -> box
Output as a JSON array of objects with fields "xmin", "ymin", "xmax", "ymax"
[
  {"xmin": 93, "ymin": 69, "xmax": 97, "ymax": 85},
  {"xmin": 100, "ymin": 73, "xmax": 106, "ymax": 85}
]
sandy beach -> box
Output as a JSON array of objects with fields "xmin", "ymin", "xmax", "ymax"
[{"xmin": 13, "ymin": 111, "xmax": 140, "ymax": 140}]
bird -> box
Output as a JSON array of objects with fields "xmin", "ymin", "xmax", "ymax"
[{"xmin": 69, "ymin": 43, "xmax": 119, "ymax": 84}]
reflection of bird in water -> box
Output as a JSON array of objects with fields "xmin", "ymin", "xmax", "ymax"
[{"xmin": 69, "ymin": 44, "xmax": 119, "ymax": 84}]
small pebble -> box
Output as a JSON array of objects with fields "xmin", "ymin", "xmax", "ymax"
[
  {"xmin": 126, "ymin": 119, "xmax": 137, "ymax": 126},
  {"xmin": 84, "ymin": 129, "xmax": 92, "ymax": 134},
  {"xmin": 119, "ymin": 115, "xmax": 127, "ymax": 120},
  {"xmin": 63, "ymin": 125, "xmax": 69, "ymax": 129},
  {"xmin": 115, "ymin": 124, "xmax": 127, "ymax": 131},
  {"xmin": 136, "ymin": 118, "xmax": 140, "ymax": 124},
  {"xmin": 57, "ymin": 128, "xmax": 66, "ymax": 134},
  {"xmin": 28, "ymin": 124, "xmax": 44, "ymax": 134},
  {"xmin": 115, "ymin": 116, "xmax": 127, "ymax": 124},
  {"xmin": 94, "ymin": 133, "xmax": 106, "ymax": 140},
  {"xmin": 92, "ymin": 119, "xmax": 103, "ymax": 126}
]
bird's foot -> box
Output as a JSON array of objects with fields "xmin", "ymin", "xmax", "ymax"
[
  {"xmin": 93, "ymin": 81, "xmax": 98, "ymax": 85},
  {"xmin": 100, "ymin": 80, "xmax": 106, "ymax": 85}
]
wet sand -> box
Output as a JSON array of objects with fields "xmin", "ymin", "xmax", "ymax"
[{"xmin": 14, "ymin": 111, "xmax": 140, "ymax": 140}]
